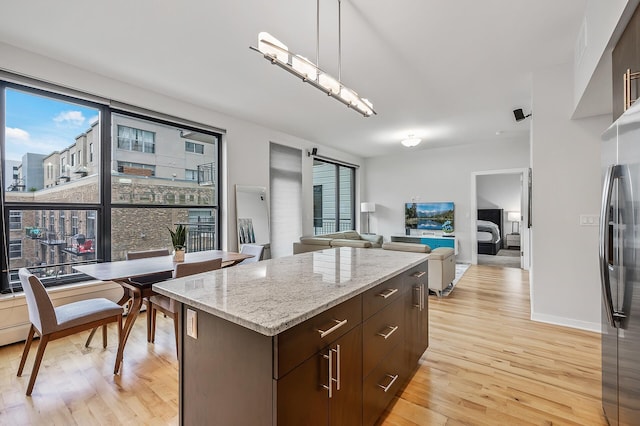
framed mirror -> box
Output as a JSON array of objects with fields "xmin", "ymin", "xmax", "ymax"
[{"xmin": 235, "ymin": 185, "xmax": 270, "ymax": 256}]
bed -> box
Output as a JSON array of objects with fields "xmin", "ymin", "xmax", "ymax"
[{"xmin": 477, "ymin": 209, "xmax": 503, "ymax": 255}]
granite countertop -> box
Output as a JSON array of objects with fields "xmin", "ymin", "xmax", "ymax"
[{"xmin": 153, "ymin": 247, "xmax": 428, "ymax": 336}]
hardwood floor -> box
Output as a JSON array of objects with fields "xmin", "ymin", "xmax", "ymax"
[
  {"xmin": 0, "ymin": 265, "xmax": 605, "ymax": 425},
  {"xmin": 381, "ymin": 265, "xmax": 606, "ymax": 426}
]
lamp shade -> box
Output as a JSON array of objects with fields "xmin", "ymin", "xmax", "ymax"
[
  {"xmin": 507, "ymin": 211, "xmax": 521, "ymax": 222},
  {"xmin": 361, "ymin": 202, "xmax": 376, "ymax": 213}
]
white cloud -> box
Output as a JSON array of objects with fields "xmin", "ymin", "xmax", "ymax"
[
  {"xmin": 53, "ymin": 110, "xmax": 85, "ymax": 127},
  {"xmin": 5, "ymin": 127, "xmax": 30, "ymax": 141}
]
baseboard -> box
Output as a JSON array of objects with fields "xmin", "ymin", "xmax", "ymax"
[
  {"xmin": 531, "ymin": 312, "xmax": 601, "ymax": 333},
  {"xmin": 0, "ymin": 280, "xmax": 123, "ymax": 347}
]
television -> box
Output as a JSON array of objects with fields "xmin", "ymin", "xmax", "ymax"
[{"xmin": 405, "ymin": 202, "xmax": 454, "ymax": 233}]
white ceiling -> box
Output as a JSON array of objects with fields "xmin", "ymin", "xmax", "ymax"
[{"xmin": 0, "ymin": 0, "xmax": 587, "ymax": 158}]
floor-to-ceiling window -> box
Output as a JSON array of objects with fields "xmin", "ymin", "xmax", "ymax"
[
  {"xmin": 312, "ymin": 159, "xmax": 355, "ymax": 235},
  {"xmin": 1, "ymin": 81, "xmax": 221, "ymax": 292}
]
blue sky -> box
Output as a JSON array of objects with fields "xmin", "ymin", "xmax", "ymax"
[{"xmin": 4, "ymin": 88, "xmax": 99, "ymax": 162}]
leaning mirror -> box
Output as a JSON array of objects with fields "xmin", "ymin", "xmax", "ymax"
[{"xmin": 235, "ymin": 185, "xmax": 270, "ymax": 258}]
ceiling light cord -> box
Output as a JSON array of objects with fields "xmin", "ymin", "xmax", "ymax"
[
  {"xmin": 338, "ymin": 0, "xmax": 342, "ymax": 83},
  {"xmin": 316, "ymin": 0, "xmax": 320, "ymax": 68}
]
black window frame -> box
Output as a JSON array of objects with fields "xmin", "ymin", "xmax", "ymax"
[{"xmin": 1, "ymin": 80, "xmax": 223, "ymax": 293}]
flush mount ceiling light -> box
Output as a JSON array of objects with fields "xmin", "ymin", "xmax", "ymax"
[
  {"xmin": 401, "ymin": 135, "xmax": 421, "ymax": 147},
  {"xmin": 250, "ymin": 0, "xmax": 376, "ymax": 117}
]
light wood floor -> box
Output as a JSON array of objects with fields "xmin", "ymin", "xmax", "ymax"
[{"xmin": 0, "ymin": 265, "xmax": 605, "ymax": 425}]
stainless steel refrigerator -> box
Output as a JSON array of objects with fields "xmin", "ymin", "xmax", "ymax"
[{"xmin": 600, "ymin": 102, "xmax": 640, "ymax": 425}]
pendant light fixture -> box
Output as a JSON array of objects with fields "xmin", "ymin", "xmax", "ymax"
[{"xmin": 250, "ymin": 0, "xmax": 376, "ymax": 117}]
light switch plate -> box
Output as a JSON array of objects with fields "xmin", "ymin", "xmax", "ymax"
[
  {"xmin": 186, "ymin": 308, "xmax": 197, "ymax": 339},
  {"xmin": 579, "ymin": 214, "xmax": 599, "ymax": 226}
]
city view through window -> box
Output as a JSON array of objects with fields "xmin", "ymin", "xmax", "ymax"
[{"xmin": 2, "ymin": 86, "xmax": 219, "ymax": 291}]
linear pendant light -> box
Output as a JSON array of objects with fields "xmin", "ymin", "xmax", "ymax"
[{"xmin": 250, "ymin": 0, "xmax": 376, "ymax": 117}]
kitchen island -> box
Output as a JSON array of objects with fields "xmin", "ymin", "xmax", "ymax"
[{"xmin": 153, "ymin": 247, "xmax": 429, "ymax": 425}]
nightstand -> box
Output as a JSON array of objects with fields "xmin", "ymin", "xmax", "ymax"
[{"xmin": 506, "ymin": 233, "xmax": 521, "ymax": 249}]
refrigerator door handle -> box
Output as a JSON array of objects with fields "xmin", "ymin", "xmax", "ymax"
[{"xmin": 600, "ymin": 164, "xmax": 619, "ymax": 328}]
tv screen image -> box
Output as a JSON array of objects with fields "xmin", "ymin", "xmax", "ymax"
[{"xmin": 405, "ymin": 202, "xmax": 454, "ymax": 233}]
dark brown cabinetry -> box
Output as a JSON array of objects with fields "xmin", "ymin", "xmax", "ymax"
[
  {"xmin": 178, "ymin": 260, "xmax": 429, "ymax": 426},
  {"xmin": 404, "ymin": 267, "xmax": 429, "ymax": 368},
  {"xmin": 613, "ymin": 4, "xmax": 640, "ymax": 121}
]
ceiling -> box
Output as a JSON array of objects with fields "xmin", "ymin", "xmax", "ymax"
[{"xmin": 0, "ymin": 0, "xmax": 587, "ymax": 158}]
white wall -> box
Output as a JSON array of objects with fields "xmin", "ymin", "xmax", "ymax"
[
  {"xmin": 531, "ymin": 61, "xmax": 611, "ymax": 332},
  {"xmin": 0, "ymin": 42, "xmax": 365, "ymax": 345},
  {"xmin": 477, "ymin": 173, "xmax": 522, "ymax": 239},
  {"xmin": 363, "ymin": 139, "xmax": 529, "ymax": 264}
]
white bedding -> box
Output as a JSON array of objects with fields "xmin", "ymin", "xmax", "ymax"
[{"xmin": 477, "ymin": 231, "xmax": 494, "ymax": 243}]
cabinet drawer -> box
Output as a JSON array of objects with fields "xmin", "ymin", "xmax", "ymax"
[
  {"xmin": 362, "ymin": 275, "xmax": 403, "ymax": 319},
  {"xmin": 363, "ymin": 298, "xmax": 403, "ymax": 378},
  {"xmin": 363, "ymin": 347, "xmax": 404, "ymax": 426},
  {"xmin": 275, "ymin": 295, "xmax": 362, "ymax": 379}
]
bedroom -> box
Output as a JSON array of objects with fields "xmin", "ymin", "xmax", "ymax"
[{"xmin": 475, "ymin": 172, "xmax": 523, "ymax": 269}]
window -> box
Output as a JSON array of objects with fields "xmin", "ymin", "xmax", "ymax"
[
  {"xmin": 185, "ymin": 141, "xmax": 205, "ymax": 154},
  {"xmin": 9, "ymin": 211, "xmax": 22, "ymax": 230},
  {"xmin": 117, "ymin": 125, "xmax": 155, "ymax": 153},
  {"xmin": 312, "ymin": 159, "xmax": 355, "ymax": 235},
  {"xmin": 185, "ymin": 169, "xmax": 198, "ymax": 181},
  {"xmin": 9, "ymin": 240, "xmax": 22, "ymax": 259},
  {"xmin": 270, "ymin": 143, "xmax": 302, "ymax": 257},
  {"xmin": 1, "ymin": 82, "xmax": 220, "ymax": 292}
]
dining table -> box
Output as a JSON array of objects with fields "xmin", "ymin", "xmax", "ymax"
[{"xmin": 73, "ymin": 250, "xmax": 253, "ymax": 374}]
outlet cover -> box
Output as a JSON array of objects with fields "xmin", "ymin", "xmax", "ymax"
[{"xmin": 186, "ymin": 308, "xmax": 197, "ymax": 339}]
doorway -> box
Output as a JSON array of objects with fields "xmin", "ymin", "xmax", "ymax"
[{"xmin": 470, "ymin": 168, "xmax": 530, "ymax": 270}]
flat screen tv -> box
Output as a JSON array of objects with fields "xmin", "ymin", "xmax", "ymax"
[{"xmin": 405, "ymin": 202, "xmax": 454, "ymax": 233}]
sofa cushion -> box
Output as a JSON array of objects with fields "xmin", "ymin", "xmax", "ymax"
[
  {"xmin": 331, "ymin": 239, "xmax": 372, "ymax": 248},
  {"xmin": 360, "ymin": 234, "xmax": 383, "ymax": 248},
  {"xmin": 299, "ymin": 237, "xmax": 333, "ymax": 246},
  {"xmin": 382, "ymin": 242, "xmax": 431, "ymax": 253},
  {"xmin": 428, "ymin": 247, "xmax": 455, "ymax": 260},
  {"xmin": 320, "ymin": 230, "xmax": 362, "ymax": 240}
]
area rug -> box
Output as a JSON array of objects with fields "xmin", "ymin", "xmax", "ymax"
[
  {"xmin": 436, "ymin": 263, "xmax": 470, "ymax": 297},
  {"xmin": 497, "ymin": 249, "xmax": 520, "ymax": 257}
]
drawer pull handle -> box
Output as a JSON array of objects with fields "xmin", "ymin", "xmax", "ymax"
[
  {"xmin": 377, "ymin": 288, "xmax": 398, "ymax": 299},
  {"xmin": 413, "ymin": 285, "xmax": 425, "ymax": 310},
  {"xmin": 378, "ymin": 374, "xmax": 399, "ymax": 393},
  {"xmin": 317, "ymin": 319, "xmax": 348, "ymax": 338},
  {"xmin": 377, "ymin": 325, "xmax": 399, "ymax": 340},
  {"xmin": 411, "ymin": 271, "xmax": 426, "ymax": 278}
]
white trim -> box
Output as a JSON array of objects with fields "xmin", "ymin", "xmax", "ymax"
[
  {"xmin": 531, "ymin": 312, "xmax": 601, "ymax": 333},
  {"xmin": 0, "ymin": 281, "xmax": 123, "ymax": 347}
]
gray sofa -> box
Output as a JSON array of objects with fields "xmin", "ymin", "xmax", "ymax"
[
  {"xmin": 293, "ymin": 230, "xmax": 383, "ymax": 254},
  {"xmin": 294, "ymin": 232, "xmax": 456, "ymax": 296}
]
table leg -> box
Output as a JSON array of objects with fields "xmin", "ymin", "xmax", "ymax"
[
  {"xmin": 114, "ymin": 286, "xmax": 142, "ymax": 374},
  {"xmin": 86, "ymin": 286, "xmax": 132, "ymax": 348}
]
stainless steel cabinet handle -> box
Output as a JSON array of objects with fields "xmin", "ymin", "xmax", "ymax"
[
  {"xmin": 413, "ymin": 286, "xmax": 421, "ymax": 308},
  {"xmin": 377, "ymin": 325, "xmax": 399, "ymax": 340},
  {"xmin": 377, "ymin": 374, "xmax": 399, "ymax": 392},
  {"xmin": 599, "ymin": 164, "xmax": 618, "ymax": 328},
  {"xmin": 317, "ymin": 319, "xmax": 348, "ymax": 338},
  {"xmin": 322, "ymin": 348, "xmax": 333, "ymax": 398},
  {"xmin": 420, "ymin": 284, "xmax": 425, "ymax": 311},
  {"xmin": 377, "ymin": 288, "xmax": 398, "ymax": 299},
  {"xmin": 335, "ymin": 345, "xmax": 341, "ymax": 391},
  {"xmin": 411, "ymin": 271, "xmax": 426, "ymax": 278}
]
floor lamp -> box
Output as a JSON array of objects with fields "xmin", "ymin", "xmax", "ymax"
[{"xmin": 361, "ymin": 202, "xmax": 376, "ymax": 234}]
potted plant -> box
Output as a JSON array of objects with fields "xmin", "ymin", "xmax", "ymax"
[{"xmin": 168, "ymin": 224, "xmax": 187, "ymax": 262}]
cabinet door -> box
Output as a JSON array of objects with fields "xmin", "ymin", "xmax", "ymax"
[
  {"xmin": 276, "ymin": 326, "xmax": 362, "ymax": 426},
  {"xmin": 405, "ymin": 282, "xmax": 428, "ymax": 367},
  {"xmin": 330, "ymin": 326, "xmax": 363, "ymax": 426}
]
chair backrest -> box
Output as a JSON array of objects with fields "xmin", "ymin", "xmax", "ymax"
[
  {"xmin": 239, "ymin": 244, "xmax": 264, "ymax": 264},
  {"xmin": 18, "ymin": 268, "xmax": 57, "ymax": 334},
  {"xmin": 126, "ymin": 248, "xmax": 170, "ymax": 260},
  {"xmin": 174, "ymin": 258, "xmax": 222, "ymax": 278}
]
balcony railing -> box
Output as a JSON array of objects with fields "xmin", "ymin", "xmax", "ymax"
[
  {"xmin": 313, "ymin": 218, "xmax": 353, "ymax": 235},
  {"xmin": 178, "ymin": 221, "xmax": 217, "ymax": 252}
]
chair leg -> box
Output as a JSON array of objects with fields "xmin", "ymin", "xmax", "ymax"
[
  {"xmin": 173, "ymin": 313, "xmax": 179, "ymax": 358},
  {"xmin": 26, "ymin": 334, "xmax": 50, "ymax": 396},
  {"xmin": 85, "ymin": 327, "xmax": 98, "ymax": 348},
  {"xmin": 150, "ymin": 306, "xmax": 157, "ymax": 343},
  {"xmin": 114, "ymin": 314, "xmax": 123, "ymax": 375},
  {"xmin": 102, "ymin": 324, "xmax": 108, "ymax": 348},
  {"xmin": 146, "ymin": 299, "xmax": 153, "ymax": 343},
  {"xmin": 17, "ymin": 325, "xmax": 36, "ymax": 377}
]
